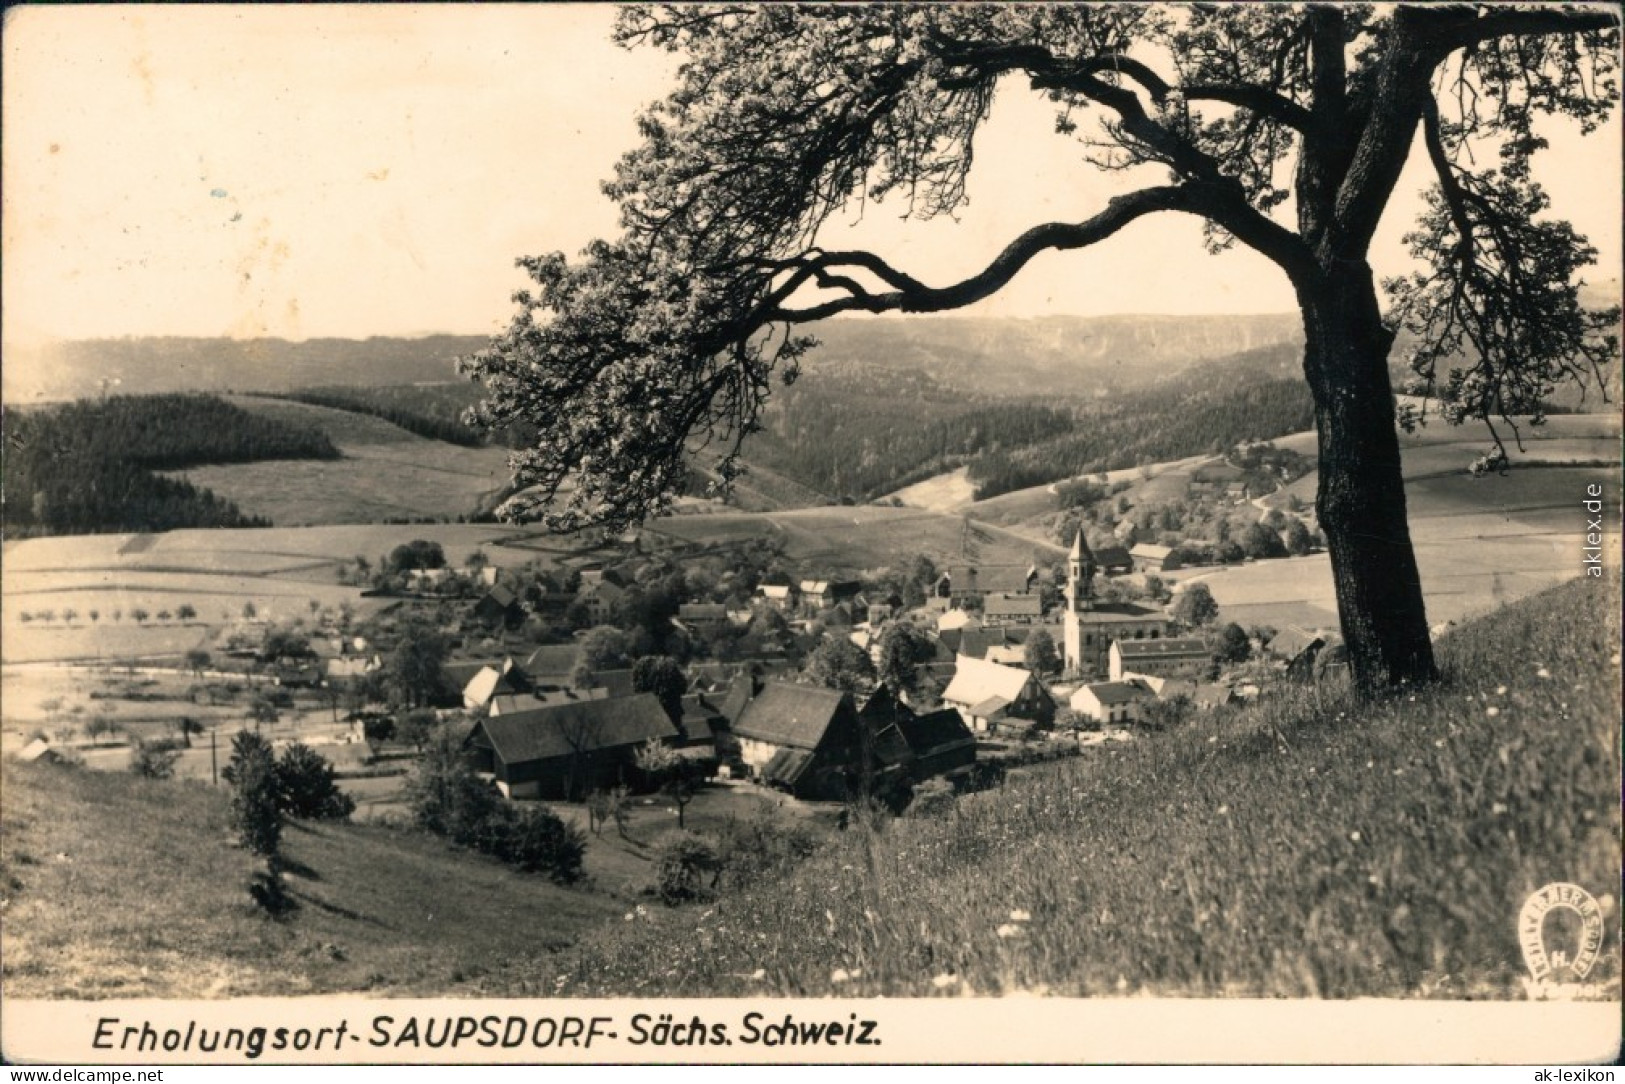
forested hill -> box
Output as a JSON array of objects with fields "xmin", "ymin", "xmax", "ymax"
[
  {"xmin": 801, "ymin": 312, "xmax": 1303, "ymax": 396},
  {"xmin": 0, "ymin": 394, "xmax": 340, "ymax": 536}
]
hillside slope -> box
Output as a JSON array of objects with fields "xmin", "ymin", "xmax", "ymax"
[
  {"xmin": 0, "ymin": 764, "xmax": 623, "ymax": 998},
  {"xmin": 161, "ymin": 396, "xmax": 514, "ymax": 525}
]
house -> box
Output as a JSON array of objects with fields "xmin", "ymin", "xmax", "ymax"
[
  {"xmin": 1134, "ymin": 674, "xmax": 1197, "ymax": 701},
  {"xmin": 324, "ymin": 655, "xmax": 382, "ymax": 682},
  {"xmin": 754, "ymin": 583, "xmax": 798, "ymax": 612},
  {"xmin": 1129, "ymin": 543, "xmax": 1178, "ymax": 573},
  {"xmin": 866, "ymin": 590, "xmax": 904, "ymax": 624},
  {"xmin": 982, "ymin": 592, "xmax": 1044, "ymax": 627},
  {"xmin": 798, "ymin": 579, "xmax": 863, "ymax": 618},
  {"xmin": 472, "ymin": 585, "xmax": 525, "ymax": 630},
  {"xmin": 462, "ymin": 657, "xmax": 533, "ymax": 711},
  {"xmin": 1070, "ymin": 680, "xmax": 1155, "ymax": 726},
  {"xmin": 522, "ymin": 644, "xmax": 582, "ymax": 686},
  {"xmin": 732, "ymin": 682, "xmax": 870, "ymax": 801},
  {"xmin": 576, "ymin": 579, "xmax": 626, "ymax": 624},
  {"xmin": 462, "ymin": 693, "xmax": 679, "ymax": 800},
  {"xmin": 1192, "ymin": 683, "xmax": 1240, "ymax": 710},
  {"xmin": 676, "ymin": 602, "xmax": 729, "ymax": 633},
  {"xmin": 894, "ymin": 708, "xmax": 977, "ymax": 782},
  {"xmin": 676, "ymin": 693, "xmax": 732, "ymax": 747},
  {"xmin": 405, "ymin": 567, "xmax": 453, "ymax": 592},
  {"xmin": 984, "ymin": 644, "xmax": 1027, "ymax": 667},
  {"xmin": 1267, "ymin": 625, "xmax": 1328, "ymax": 681},
  {"xmin": 1110, "ymin": 637, "xmax": 1212, "ymax": 681},
  {"xmin": 1093, "ymin": 546, "xmax": 1135, "ymax": 576},
  {"xmin": 941, "ymin": 656, "xmax": 1055, "ymax": 734},
  {"xmin": 1190, "ymin": 461, "xmax": 1247, "ymax": 491},
  {"xmin": 13, "ymin": 739, "xmax": 67, "ymax": 765},
  {"xmin": 934, "ymin": 563, "xmax": 1039, "ymax": 607}
]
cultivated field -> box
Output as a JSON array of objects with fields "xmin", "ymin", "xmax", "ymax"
[
  {"xmin": 645, "ymin": 504, "xmax": 1062, "ymax": 572},
  {"xmin": 1194, "ymin": 463, "xmax": 1620, "ymax": 631}
]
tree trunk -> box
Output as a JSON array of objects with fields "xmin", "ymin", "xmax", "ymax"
[{"xmin": 1298, "ymin": 264, "xmax": 1439, "ymax": 694}]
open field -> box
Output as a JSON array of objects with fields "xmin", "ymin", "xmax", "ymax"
[
  {"xmin": 645, "ymin": 504, "xmax": 1062, "ymax": 573},
  {"xmin": 1191, "ymin": 464, "xmax": 1620, "ymax": 630},
  {"xmin": 158, "ymin": 395, "xmax": 515, "ymax": 525},
  {"xmin": 0, "ymin": 522, "xmax": 603, "ymax": 666}
]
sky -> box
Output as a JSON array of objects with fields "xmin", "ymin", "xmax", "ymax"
[{"xmin": 3, "ymin": 4, "xmax": 1621, "ymax": 348}]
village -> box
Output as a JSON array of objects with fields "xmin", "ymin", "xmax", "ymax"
[{"xmin": 8, "ymin": 503, "xmax": 1344, "ymax": 837}]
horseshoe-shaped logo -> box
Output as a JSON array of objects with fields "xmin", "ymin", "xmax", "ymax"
[{"xmin": 1518, "ymin": 882, "xmax": 1605, "ymax": 986}]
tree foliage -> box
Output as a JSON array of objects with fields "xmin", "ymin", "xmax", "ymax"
[
  {"xmin": 0, "ymin": 394, "xmax": 336, "ymax": 536},
  {"xmin": 874, "ymin": 621, "xmax": 937, "ymax": 697},
  {"xmin": 224, "ymin": 731, "xmax": 282, "ymax": 859},
  {"xmin": 1171, "ymin": 582, "xmax": 1220, "ymax": 628},
  {"xmin": 274, "ymin": 743, "xmax": 357, "ymax": 820},
  {"xmin": 462, "ymin": 4, "xmax": 1619, "ymax": 693},
  {"xmin": 803, "ymin": 637, "xmax": 877, "ymax": 695},
  {"xmin": 632, "ymin": 655, "xmax": 688, "ymax": 727}
]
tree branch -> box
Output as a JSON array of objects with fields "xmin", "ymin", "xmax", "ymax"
[
  {"xmin": 1438, "ymin": 7, "xmax": 1619, "ymax": 50},
  {"xmin": 761, "ymin": 182, "xmax": 1314, "ymax": 324},
  {"xmin": 1185, "ymin": 83, "xmax": 1315, "ymax": 132}
]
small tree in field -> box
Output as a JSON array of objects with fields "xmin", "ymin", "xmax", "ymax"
[
  {"xmin": 274, "ymin": 743, "xmax": 356, "ymax": 820},
  {"xmin": 635, "ymin": 739, "xmax": 704, "ymax": 830},
  {"xmin": 224, "ymin": 731, "xmax": 282, "ymax": 859},
  {"xmin": 83, "ymin": 713, "xmax": 120, "ymax": 747},
  {"xmin": 129, "ymin": 739, "xmax": 182, "ymax": 780}
]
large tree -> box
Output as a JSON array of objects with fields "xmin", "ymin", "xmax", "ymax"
[{"xmin": 462, "ymin": 4, "xmax": 1619, "ymax": 694}]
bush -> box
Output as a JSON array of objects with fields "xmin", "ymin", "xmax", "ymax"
[
  {"xmin": 495, "ymin": 806, "xmax": 588, "ymax": 884},
  {"xmin": 129, "ymin": 739, "xmax": 182, "ymax": 780},
  {"xmin": 653, "ymin": 831, "xmax": 722, "ymax": 905},
  {"xmin": 713, "ymin": 810, "xmax": 823, "ymax": 891},
  {"xmin": 904, "ymin": 777, "xmax": 958, "ymax": 819},
  {"xmin": 275, "ymin": 743, "xmax": 357, "ymax": 820}
]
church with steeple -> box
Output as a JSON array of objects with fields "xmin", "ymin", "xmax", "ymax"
[{"xmin": 1063, "ymin": 530, "xmax": 1172, "ymax": 678}]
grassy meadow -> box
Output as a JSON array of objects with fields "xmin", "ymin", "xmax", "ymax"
[
  {"xmin": 542, "ymin": 574, "xmax": 1621, "ymax": 999},
  {"xmin": 159, "ymin": 396, "xmax": 515, "ymax": 526},
  {"xmin": 0, "ymin": 762, "xmax": 625, "ymax": 998}
]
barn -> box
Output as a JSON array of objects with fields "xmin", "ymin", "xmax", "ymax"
[{"xmin": 462, "ymin": 693, "xmax": 678, "ymax": 800}]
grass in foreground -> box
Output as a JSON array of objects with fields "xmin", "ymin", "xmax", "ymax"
[
  {"xmin": 0, "ymin": 765, "xmax": 623, "ymax": 998},
  {"xmin": 540, "ymin": 574, "xmax": 1621, "ymax": 998}
]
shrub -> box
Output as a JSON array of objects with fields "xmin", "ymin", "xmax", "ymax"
[
  {"xmin": 904, "ymin": 776, "xmax": 958, "ymax": 819},
  {"xmin": 129, "ymin": 739, "xmax": 182, "ymax": 780},
  {"xmin": 495, "ymin": 806, "xmax": 587, "ymax": 884},
  {"xmin": 274, "ymin": 743, "xmax": 357, "ymax": 820},
  {"xmin": 653, "ymin": 831, "xmax": 722, "ymax": 905},
  {"xmin": 713, "ymin": 809, "xmax": 823, "ymax": 891}
]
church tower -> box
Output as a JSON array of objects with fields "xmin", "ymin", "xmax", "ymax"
[{"xmin": 1063, "ymin": 530, "xmax": 1096, "ymax": 673}]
